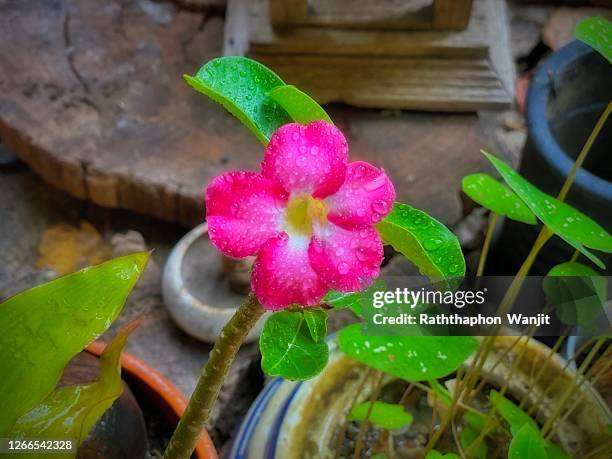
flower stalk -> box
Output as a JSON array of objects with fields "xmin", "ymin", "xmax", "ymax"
[{"xmin": 163, "ymin": 294, "xmax": 264, "ymax": 459}]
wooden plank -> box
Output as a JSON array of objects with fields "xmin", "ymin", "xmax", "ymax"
[
  {"xmin": 433, "ymin": 0, "xmax": 473, "ymax": 29},
  {"xmin": 269, "ymin": 0, "xmax": 308, "ymax": 27},
  {"xmin": 250, "ymin": 54, "xmax": 511, "ymax": 111},
  {"xmin": 250, "ymin": 0, "xmax": 490, "ymax": 57}
]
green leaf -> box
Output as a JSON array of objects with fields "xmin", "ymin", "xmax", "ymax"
[
  {"xmin": 323, "ymin": 280, "xmax": 387, "ymax": 317},
  {"xmin": 184, "ymin": 57, "xmax": 292, "ymax": 144},
  {"xmin": 545, "ymin": 443, "xmax": 570, "ymax": 459},
  {"xmin": 543, "ymin": 261, "xmax": 606, "ymax": 329},
  {"xmin": 460, "ymin": 426, "xmax": 487, "ymax": 459},
  {"xmin": 348, "ymin": 401, "xmax": 413, "ymax": 430},
  {"xmin": 508, "ymin": 424, "xmax": 548, "ymax": 459},
  {"xmin": 490, "ymin": 390, "xmax": 538, "ymax": 436},
  {"xmin": 267, "ymin": 85, "xmax": 332, "ymax": 124},
  {"xmin": 462, "ymin": 173, "xmax": 536, "ymax": 224},
  {"xmin": 576, "ymin": 16, "xmax": 612, "ymax": 65},
  {"xmin": 9, "ymin": 322, "xmax": 137, "ymax": 455},
  {"xmin": 482, "ymin": 151, "xmax": 612, "ymax": 269},
  {"xmin": 0, "ymin": 253, "xmax": 149, "ymax": 436},
  {"xmin": 429, "ymin": 380, "xmax": 485, "ymax": 431},
  {"xmin": 260, "ymin": 311, "xmax": 329, "ymax": 380},
  {"xmin": 425, "ymin": 451, "xmax": 460, "ymax": 459},
  {"xmin": 303, "ymin": 309, "xmax": 328, "ymax": 343},
  {"xmin": 371, "ymin": 454, "xmax": 390, "ymax": 459},
  {"xmin": 337, "ymin": 324, "xmax": 478, "ymax": 381},
  {"xmin": 376, "ymin": 202, "xmax": 465, "ymax": 290}
]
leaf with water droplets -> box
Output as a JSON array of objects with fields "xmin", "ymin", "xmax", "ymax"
[
  {"xmin": 267, "ymin": 85, "xmax": 333, "ymax": 124},
  {"xmin": 508, "ymin": 424, "xmax": 548, "ymax": 459},
  {"xmin": 575, "ymin": 16, "xmax": 612, "ymax": 65},
  {"xmin": 0, "ymin": 253, "xmax": 149, "ymax": 435},
  {"xmin": 8, "ymin": 321, "xmax": 138, "ymax": 453},
  {"xmin": 543, "ymin": 261, "xmax": 606, "ymax": 330},
  {"xmin": 323, "ymin": 279, "xmax": 387, "ymax": 317},
  {"xmin": 304, "ymin": 309, "xmax": 328, "ymax": 343},
  {"xmin": 376, "ymin": 202, "xmax": 465, "ymax": 290},
  {"xmin": 348, "ymin": 401, "xmax": 413, "ymax": 430},
  {"xmin": 337, "ymin": 324, "xmax": 478, "ymax": 381},
  {"xmin": 482, "ymin": 151, "xmax": 612, "ymax": 269},
  {"xmin": 260, "ymin": 311, "xmax": 329, "ymax": 380},
  {"xmin": 462, "ymin": 173, "xmax": 536, "ymax": 224},
  {"xmin": 184, "ymin": 57, "xmax": 292, "ymax": 144}
]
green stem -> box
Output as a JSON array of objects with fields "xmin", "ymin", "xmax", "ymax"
[
  {"xmin": 163, "ymin": 294, "xmax": 264, "ymax": 459},
  {"xmin": 557, "ymin": 101, "xmax": 612, "ymax": 202},
  {"xmin": 476, "ymin": 212, "xmax": 498, "ymax": 278}
]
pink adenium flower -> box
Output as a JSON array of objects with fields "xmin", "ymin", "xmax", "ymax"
[{"xmin": 205, "ymin": 121, "xmax": 396, "ymax": 310}]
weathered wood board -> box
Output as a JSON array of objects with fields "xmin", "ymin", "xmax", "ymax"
[{"xmin": 0, "ymin": 0, "xmax": 494, "ymax": 227}]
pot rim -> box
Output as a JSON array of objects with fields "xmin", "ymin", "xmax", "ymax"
[
  {"xmin": 86, "ymin": 340, "xmax": 219, "ymax": 459},
  {"xmin": 526, "ymin": 40, "xmax": 612, "ymax": 202}
]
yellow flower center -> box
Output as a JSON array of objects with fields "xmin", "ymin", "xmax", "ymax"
[{"xmin": 285, "ymin": 194, "xmax": 328, "ymax": 236}]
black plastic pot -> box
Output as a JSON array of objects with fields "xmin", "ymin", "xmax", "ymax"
[{"xmin": 490, "ymin": 41, "xmax": 612, "ymax": 275}]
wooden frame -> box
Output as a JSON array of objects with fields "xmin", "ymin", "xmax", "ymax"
[{"xmin": 269, "ymin": 0, "xmax": 473, "ymax": 30}]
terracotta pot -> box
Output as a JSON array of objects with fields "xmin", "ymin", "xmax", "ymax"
[
  {"xmin": 86, "ymin": 341, "xmax": 218, "ymax": 459},
  {"xmin": 232, "ymin": 336, "xmax": 610, "ymax": 458}
]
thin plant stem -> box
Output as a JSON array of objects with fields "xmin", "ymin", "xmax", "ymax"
[
  {"xmin": 476, "ymin": 212, "xmax": 499, "ymax": 278},
  {"xmin": 540, "ymin": 337, "xmax": 606, "ymax": 437},
  {"xmin": 163, "ymin": 294, "xmax": 264, "ymax": 459},
  {"xmin": 570, "ymin": 249, "xmax": 580, "ymax": 262},
  {"xmin": 354, "ymin": 371, "xmax": 384, "ymax": 459},
  {"xmin": 557, "ymin": 101, "xmax": 612, "ymax": 201}
]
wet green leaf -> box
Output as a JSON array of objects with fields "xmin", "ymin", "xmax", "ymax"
[
  {"xmin": 337, "ymin": 325, "xmax": 478, "ymax": 381},
  {"xmin": 546, "ymin": 443, "xmax": 570, "ymax": 459},
  {"xmin": 490, "ymin": 390, "xmax": 538, "ymax": 436},
  {"xmin": 267, "ymin": 85, "xmax": 332, "ymax": 124},
  {"xmin": 348, "ymin": 401, "xmax": 413, "ymax": 430},
  {"xmin": 323, "ymin": 280, "xmax": 387, "ymax": 317},
  {"xmin": 0, "ymin": 253, "xmax": 148, "ymax": 435},
  {"xmin": 9, "ymin": 322, "xmax": 137, "ymax": 457},
  {"xmin": 303, "ymin": 309, "xmax": 328, "ymax": 343},
  {"xmin": 543, "ymin": 261, "xmax": 606, "ymax": 329},
  {"xmin": 426, "ymin": 451, "xmax": 460, "ymax": 459},
  {"xmin": 576, "ymin": 16, "xmax": 612, "ymax": 65},
  {"xmin": 508, "ymin": 424, "xmax": 548, "ymax": 459},
  {"xmin": 260, "ymin": 311, "xmax": 329, "ymax": 380},
  {"xmin": 460, "ymin": 426, "xmax": 487, "ymax": 459},
  {"xmin": 462, "ymin": 173, "xmax": 536, "ymax": 224},
  {"xmin": 184, "ymin": 57, "xmax": 292, "ymax": 144},
  {"xmin": 376, "ymin": 203, "xmax": 465, "ymax": 290},
  {"xmin": 483, "ymin": 151, "xmax": 612, "ymax": 269}
]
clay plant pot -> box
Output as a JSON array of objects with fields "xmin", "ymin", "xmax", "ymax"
[
  {"xmin": 231, "ymin": 336, "xmax": 610, "ymax": 458},
  {"xmin": 86, "ymin": 341, "xmax": 218, "ymax": 459},
  {"xmin": 490, "ymin": 40, "xmax": 612, "ymax": 275}
]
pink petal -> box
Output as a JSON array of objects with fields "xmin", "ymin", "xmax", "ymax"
[
  {"xmin": 327, "ymin": 161, "xmax": 396, "ymax": 230},
  {"xmin": 206, "ymin": 171, "xmax": 288, "ymax": 258},
  {"xmin": 261, "ymin": 121, "xmax": 348, "ymax": 198},
  {"xmin": 309, "ymin": 223, "xmax": 383, "ymax": 292},
  {"xmin": 252, "ymin": 233, "xmax": 328, "ymax": 310}
]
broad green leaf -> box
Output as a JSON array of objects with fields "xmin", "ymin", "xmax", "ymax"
[
  {"xmin": 323, "ymin": 280, "xmax": 387, "ymax": 317},
  {"xmin": 303, "ymin": 309, "xmax": 328, "ymax": 343},
  {"xmin": 184, "ymin": 57, "xmax": 292, "ymax": 144},
  {"xmin": 260, "ymin": 311, "xmax": 329, "ymax": 380},
  {"xmin": 0, "ymin": 253, "xmax": 148, "ymax": 435},
  {"xmin": 483, "ymin": 151, "xmax": 612, "ymax": 269},
  {"xmin": 348, "ymin": 401, "xmax": 413, "ymax": 430},
  {"xmin": 546, "ymin": 443, "xmax": 570, "ymax": 459},
  {"xmin": 267, "ymin": 85, "xmax": 333, "ymax": 124},
  {"xmin": 429, "ymin": 380, "xmax": 485, "ymax": 431},
  {"xmin": 576, "ymin": 17, "xmax": 612, "ymax": 64},
  {"xmin": 462, "ymin": 173, "xmax": 536, "ymax": 224},
  {"xmin": 508, "ymin": 424, "xmax": 548, "ymax": 459},
  {"xmin": 426, "ymin": 451, "xmax": 460, "ymax": 459},
  {"xmin": 9, "ymin": 322, "xmax": 137, "ymax": 456},
  {"xmin": 338, "ymin": 324, "xmax": 478, "ymax": 381},
  {"xmin": 490, "ymin": 390, "xmax": 538, "ymax": 436},
  {"xmin": 371, "ymin": 454, "xmax": 389, "ymax": 459},
  {"xmin": 543, "ymin": 262, "xmax": 606, "ymax": 329},
  {"xmin": 460, "ymin": 426, "xmax": 487, "ymax": 459},
  {"xmin": 376, "ymin": 203, "xmax": 465, "ymax": 290}
]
